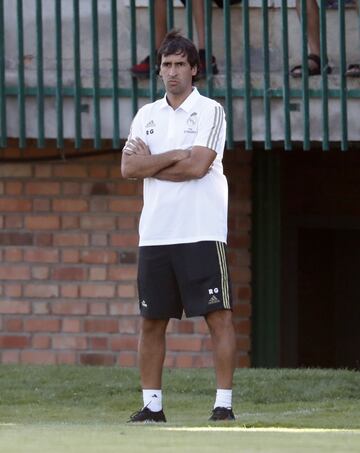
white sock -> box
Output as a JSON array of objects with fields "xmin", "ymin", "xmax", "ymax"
[
  {"xmin": 143, "ymin": 389, "xmax": 162, "ymax": 412},
  {"xmin": 214, "ymin": 389, "xmax": 232, "ymax": 409}
]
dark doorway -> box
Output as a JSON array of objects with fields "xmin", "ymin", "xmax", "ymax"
[
  {"xmin": 297, "ymin": 228, "xmax": 360, "ymax": 369},
  {"xmin": 280, "ymin": 151, "xmax": 360, "ymax": 369}
]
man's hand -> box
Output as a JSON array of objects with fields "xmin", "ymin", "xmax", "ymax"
[{"xmin": 123, "ymin": 137, "xmax": 150, "ymax": 156}]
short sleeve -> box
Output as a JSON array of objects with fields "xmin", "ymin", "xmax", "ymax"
[
  {"xmin": 127, "ymin": 108, "xmax": 146, "ymax": 142},
  {"xmin": 193, "ymin": 103, "xmax": 226, "ymax": 155}
]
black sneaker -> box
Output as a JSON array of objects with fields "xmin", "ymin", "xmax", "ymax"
[
  {"xmin": 127, "ymin": 406, "xmax": 167, "ymax": 423},
  {"xmin": 209, "ymin": 406, "xmax": 235, "ymax": 421}
]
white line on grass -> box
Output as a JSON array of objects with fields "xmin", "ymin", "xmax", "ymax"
[{"xmin": 160, "ymin": 427, "xmax": 360, "ymax": 433}]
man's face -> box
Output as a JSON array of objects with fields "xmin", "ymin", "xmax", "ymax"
[{"xmin": 159, "ymin": 52, "xmax": 197, "ymax": 96}]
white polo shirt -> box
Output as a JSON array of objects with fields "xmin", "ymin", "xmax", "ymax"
[{"xmin": 128, "ymin": 87, "xmax": 228, "ymax": 246}]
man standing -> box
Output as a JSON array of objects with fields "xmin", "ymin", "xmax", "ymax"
[{"xmin": 122, "ymin": 30, "xmax": 236, "ymax": 423}]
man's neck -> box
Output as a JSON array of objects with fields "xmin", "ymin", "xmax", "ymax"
[{"xmin": 166, "ymin": 87, "xmax": 193, "ymax": 110}]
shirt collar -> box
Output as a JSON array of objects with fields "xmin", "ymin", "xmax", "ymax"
[{"xmin": 159, "ymin": 87, "xmax": 200, "ymax": 112}]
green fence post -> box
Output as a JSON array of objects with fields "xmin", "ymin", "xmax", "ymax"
[
  {"xmin": 36, "ymin": 0, "xmax": 45, "ymax": 148},
  {"xmin": 55, "ymin": 0, "xmax": 64, "ymax": 150},
  {"xmin": 204, "ymin": 0, "xmax": 214, "ymax": 99},
  {"xmin": 281, "ymin": 0, "xmax": 291, "ymax": 150},
  {"xmin": 111, "ymin": 0, "xmax": 120, "ymax": 149},
  {"xmin": 242, "ymin": 0, "xmax": 252, "ymax": 150},
  {"xmin": 92, "ymin": 0, "xmax": 101, "ymax": 149},
  {"xmin": 130, "ymin": 0, "xmax": 138, "ymax": 115},
  {"xmin": 149, "ymin": 0, "xmax": 157, "ymax": 102},
  {"xmin": 17, "ymin": 0, "xmax": 26, "ymax": 149},
  {"xmin": 300, "ymin": 0, "xmax": 310, "ymax": 150},
  {"xmin": 166, "ymin": 0, "xmax": 174, "ymax": 29},
  {"xmin": 223, "ymin": 0, "xmax": 233, "ymax": 149},
  {"xmin": 0, "ymin": 0, "xmax": 7, "ymax": 148},
  {"xmin": 339, "ymin": 0, "xmax": 348, "ymax": 151},
  {"xmin": 186, "ymin": 0, "xmax": 193, "ymax": 41},
  {"xmin": 262, "ymin": 0, "xmax": 271, "ymax": 150},
  {"xmin": 73, "ymin": 0, "xmax": 82, "ymax": 149},
  {"xmin": 319, "ymin": 0, "xmax": 329, "ymax": 151}
]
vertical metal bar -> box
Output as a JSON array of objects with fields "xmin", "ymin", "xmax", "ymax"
[
  {"xmin": 111, "ymin": 0, "xmax": 119, "ymax": 149},
  {"xmin": 73, "ymin": 0, "xmax": 82, "ymax": 149},
  {"xmin": 262, "ymin": 0, "xmax": 271, "ymax": 150},
  {"xmin": 0, "ymin": 0, "xmax": 7, "ymax": 148},
  {"xmin": 319, "ymin": 0, "xmax": 329, "ymax": 151},
  {"xmin": 92, "ymin": 0, "xmax": 101, "ymax": 149},
  {"xmin": 204, "ymin": 0, "xmax": 214, "ymax": 98},
  {"xmin": 166, "ymin": 0, "xmax": 174, "ymax": 30},
  {"xmin": 130, "ymin": 0, "xmax": 138, "ymax": 115},
  {"xmin": 185, "ymin": 0, "xmax": 193, "ymax": 41},
  {"xmin": 223, "ymin": 0, "xmax": 233, "ymax": 149},
  {"xmin": 242, "ymin": 0, "xmax": 252, "ymax": 150},
  {"xmin": 281, "ymin": 0, "xmax": 291, "ymax": 150},
  {"xmin": 339, "ymin": 0, "xmax": 348, "ymax": 151},
  {"xmin": 55, "ymin": 0, "xmax": 64, "ymax": 150},
  {"xmin": 36, "ymin": 0, "xmax": 45, "ymax": 148},
  {"xmin": 17, "ymin": 0, "xmax": 26, "ymax": 148},
  {"xmin": 300, "ymin": 0, "xmax": 310, "ymax": 150},
  {"xmin": 149, "ymin": 0, "xmax": 157, "ymax": 102}
]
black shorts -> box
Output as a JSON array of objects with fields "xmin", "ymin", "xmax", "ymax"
[{"xmin": 137, "ymin": 241, "xmax": 232, "ymax": 320}]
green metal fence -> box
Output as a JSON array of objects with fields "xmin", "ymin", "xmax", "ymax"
[{"xmin": 0, "ymin": 0, "xmax": 359, "ymax": 151}]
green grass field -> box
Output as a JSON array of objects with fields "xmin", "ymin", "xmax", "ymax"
[{"xmin": 0, "ymin": 366, "xmax": 359, "ymax": 452}]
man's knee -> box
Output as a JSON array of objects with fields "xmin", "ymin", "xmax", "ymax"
[
  {"xmin": 205, "ymin": 309, "xmax": 234, "ymax": 334},
  {"xmin": 140, "ymin": 317, "xmax": 169, "ymax": 337}
]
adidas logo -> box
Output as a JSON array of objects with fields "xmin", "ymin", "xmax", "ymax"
[
  {"xmin": 141, "ymin": 300, "xmax": 148, "ymax": 308},
  {"xmin": 145, "ymin": 120, "xmax": 156, "ymax": 128},
  {"xmin": 208, "ymin": 295, "xmax": 220, "ymax": 305}
]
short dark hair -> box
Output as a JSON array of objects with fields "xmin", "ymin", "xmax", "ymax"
[{"xmin": 157, "ymin": 30, "xmax": 200, "ymax": 74}]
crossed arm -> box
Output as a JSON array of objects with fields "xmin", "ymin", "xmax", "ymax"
[{"xmin": 121, "ymin": 137, "xmax": 216, "ymax": 182}]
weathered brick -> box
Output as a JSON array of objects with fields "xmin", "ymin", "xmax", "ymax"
[
  {"xmin": 80, "ymin": 216, "xmax": 116, "ymax": 230},
  {"xmin": 62, "ymin": 182, "xmax": 81, "ymax": 196},
  {"xmin": 81, "ymin": 250, "xmax": 117, "ymax": 264},
  {"xmin": 34, "ymin": 164, "xmax": 52, "ymax": 178},
  {"xmin": 115, "ymin": 181, "xmax": 139, "ymax": 196},
  {"xmin": 4, "ymin": 318, "xmax": 23, "ymax": 332},
  {"xmin": 53, "ymin": 164, "xmax": 87, "ymax": 178},
  {"xmin": 110, "ymin": 335, "xmax": 138, "ymax": 351},
  {"xmin": 31, "ymin": 266, "xmax": 50, "ymax": 280},
  {"xmin": 0, "ymin": 335, "xmax": 30, "ymax": 348},
  {"xmin": 109, "ymin": 199, "xmax": 143, "ymax": 213},
  {"xmin": 118, "ymin": 318, "xmax": 138, "ymax": 334},
  {"xmin": 24, "ymin": 318, "xmax": 61, "ymax": 332},
  {"xmin": 0, "ymin": 164, "xmax": 32, "ymax": 177},
  {"xmin": 54, "ymin": 233, "xmax": 89, "ymax": 247},
  {"xmin": 62, "ymin": 318, "xmax": 82, "ymax": 333},
  {"xmin": 61, "ymin": 216, "xmax": 80, "ymax": 229},
  {"xmin": 52, "ymin": 335, "xmax": 87, "ymax": 350},
  {"xmin": 175, "ymin": 355, "xmax": 194, "ymax": 368},
  {"xmin": 84, "ymin": 319, "xmax": 118, "ymax": 333},
  {"xmin": 25, "ymin": 215, "xmax": 60, "ymax": 230},
  {"xmin": 109, "ymin": 302, "xmax": 138, "ymax": 316},
  {"xmin": 34, "ymin": 233, "xmax": 53, "ymax": 247},
  {"xmin": 0, "ymin": 265, "xmax": 30, "ymax": 280},
  {"xmin": 110, "ymin": 234, "xmax": 138, "ymax": 247},
  {"xmin": 51, "ymin": 267, "xmax": 87, "ymax": 281},
  {"xmin": 4, "ymin": 284, "xmax": 22, "ymax": 298},
  {"xmin": 32, "ymin": 301, "xmax": 50, "ymax": 315},
  {"xmin": 4, "ymin": 248, "xmax": 23, "ymax": 262},
  {"xmin": 5, "ymin": 182, "xmax": 23, "ymax": 195},
  {"xmin": 89, "ymin": 166, "xmax": 108, "ymax": 178},
  {"xmin": 0, "ymin": 199, "xmax": 32, "ymax": 211},
  {"xmin": 80, "ymin": 284, "xmax": 115, "ymax": 298},
  {"xmin": 26, "ymin": 182, "xmax": 60, "ymax": 195},
  {"xmin": 57, "ymin": 352, "xmax": 77, "ymax": 364},
  {"xmin": 20, "ymin": 350, "xmax": 56, "ymax": 364},
  {"xmin": 117, "ymin": 216, "xmax": 138, "ymax": 230},
  {"xmin": 33, "ymin": 199, "xmax": 51, "ymax": 212},
  {"xmin": 53, "ymin": 199, "xmax": 88, "ymax": 212},
  {"xmin": 80, "ymin": 353, "xmax": 116, "ymax": 366},
  {"xmin": 1, "ymin": 350, "xmax": 20, "ymax": 364},
  {"xmin": 167, "ymin": 335, "xmax": 203, "ymax": 352},
  {"xmin": 0, "ymin": 233, "xmax": 33, "ymax": 246},
  {"xmin": 89, "ymin": 267, "xmax": 107, "ymax": 281},
  {"xmin": 62, "ymin": 250, "xmax": 80, "ymax": 263},
  {"xmin": 89, "ymin": 182, "xmax": 110, "ymax": 195},
  {"xmin": 108, "ymin": 267, "xmax": 137, "ymax": 281},
  {"xmin": 90, "ymin": 233, "xmax": 108, "ymax": 247},
  {"xmin": 5, "ymin": 215, "xmax": 23, "ymax": 228},
  {"xmin": 24, "ymin": 284, "xmax": 59, "ymax": 298},
  {"xmin": 32, "ymin": 335, "xmax": 51, "ymax": 349},
  {"xmin": 60, "ymin": 285, "xmax": 79, "ymax": 298},
  {"xmin": 51, "ymin": 302, "xmax": 87, "ymax": 315},
  {"xmin": 89, "ymin": 303, "xmax": 108, "ymax": 315},
  {"xmin": 117, "ymin": 352, "xmax": 137, "ymax": 367},
  {"xmin": 117, "ymin": 284, "xmax": 136, "ymax": 298},
  {"xmin": 24, "ymin": 249, "xmax": 59, "ymax": 263},
  {"xmin": 88, "ymin": 336, "xmax": 108, "ymax": 350}
]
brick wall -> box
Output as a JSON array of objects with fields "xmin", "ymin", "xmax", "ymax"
[{"xmin": 0, "ymin": 147, "xmax": 251, "ymax": 367}]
